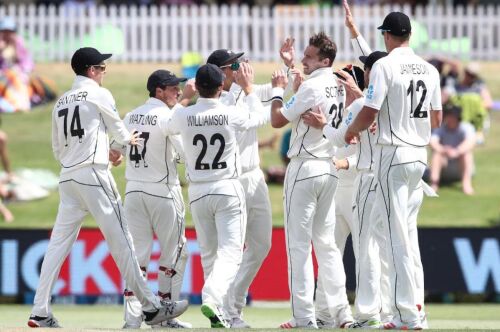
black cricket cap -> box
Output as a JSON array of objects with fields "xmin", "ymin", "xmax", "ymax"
[
  {"xmin": 147, "ymin": 70, "xmax": 187, "ymax": 93},
  {"xmin": 195, "ymin": 64, "xmax": 225, "ymax": 89},
  {"xmin": 335, "ymin": 65, "xmax": 365, "ymax": 91},
  {"xmin": 378, "ymin": 12, "xmax": 411, "ymax": 36},
  {"xmin": 359, "ymin": 51, "xmax": 388, "ymax": 69},
  {"xmin": 207, "ymin": 49, "xmax": 244, "ymax": 67},
  {"xmin": 71, "ymin": 47, "xmax": 112, "ymax": 74}
]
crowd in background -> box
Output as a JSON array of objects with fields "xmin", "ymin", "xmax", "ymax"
[{"xmin": 426, "ymin": 58, "xmax": 493, "ymax": 195}]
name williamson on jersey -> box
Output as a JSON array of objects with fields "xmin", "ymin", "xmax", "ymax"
[{"xmin": 187, "ymin": 114, "xmax": 229, "ymax": 127}]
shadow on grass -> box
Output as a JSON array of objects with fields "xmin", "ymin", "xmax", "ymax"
[{"xmin": 487, "ymin": 215, "xmax": 500, "ymax": 227}]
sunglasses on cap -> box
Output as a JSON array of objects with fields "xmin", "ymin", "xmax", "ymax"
[{"xmin": 220, "ymin": 61, "xmax": 240, "ymax": 71}]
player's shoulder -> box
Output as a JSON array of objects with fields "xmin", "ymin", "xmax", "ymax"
[{"xmin": 86, "ymin": 86, "xmax": 115, "ymax": 107}]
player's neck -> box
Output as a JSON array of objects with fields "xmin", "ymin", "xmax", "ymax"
[{"xmin": 387, "ymin": 41, "xmax": 410, "ymax": 53}]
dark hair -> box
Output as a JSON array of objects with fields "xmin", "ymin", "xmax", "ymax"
[
  {"xmin": 74, "ymin": 66, "xmax": 89, "ymax": 77},
  {"xmin": 149, "ymin": 84, "xmax": 166, "ymax": 98},
  {"xmin": 196, "ymin": 83, "xmax": 220, "ymax": 98},
  {"xmin": 309, "ymin": 32, "xmax": 337, "ymax": 66},
  {"xmin": 443, "ymin": 103, "xmax": 462, "ymax": 121}
]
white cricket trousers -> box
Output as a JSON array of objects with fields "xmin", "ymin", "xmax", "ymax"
[
  {"xmin": 124, "ymin": 182, "xmax": 186, "ymax": 298},
  {"xmin": 315, "ymin": 182, "xmax": 354, "ymax": 325},
  {"xmin": 32, "ymin": 166, "xmax": 161, "ymax": 317},
  {"xmin": 408, "ymin": 185, "xmax": 425, "ymax": 314},
  {"xmin": 122, "ymin": 182, "xmax": 187, "ymax": 326},
  {"xmin": 374, "ymin": 146, "xmax": 427, "ymax": 325},
  {"xmin": 189, "ymin": 179, "xmax": 247, "ymax": 317},
  {"xmin": 226, "ymin": 167, "xmax": 272, "ymax": 319},
  {"xmin": 352, "ymin": 171, "xmax": 384, "ymax": 321},
  {"xmin": 284, "ymin": 158, "xmax": 349, "ymax": 326}
]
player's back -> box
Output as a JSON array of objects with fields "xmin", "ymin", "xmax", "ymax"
[
  {"xmin": 52, "ymin": 76, "xmax": 114, "ymax": 172},
  {"xmin": 287, "ymin": 68, "xmax": 346, "ymax": 159},
  {"xmin": 172, "ymin": 98, "xmax": 242, "ymax": 183},
  {"xmin": 370, "ymin": 47, "xmax": 441, "ymax": 147},
  {"xmin": 123, "ymin": 99, "xmax": 181, "ymax": 184}
]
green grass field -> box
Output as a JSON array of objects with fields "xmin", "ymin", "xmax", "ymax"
[
  {"xmin": 0, "ymin": 62, "xmax": 499, "ymax": 228},
  {"xmin": 1, "ymin": 304, "xmax": 500, "ymax": 330}
]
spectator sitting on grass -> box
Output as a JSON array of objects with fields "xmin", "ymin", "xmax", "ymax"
[{"xmin": 429, "ymin": 104, "xmax": 476, "ymax": 195}]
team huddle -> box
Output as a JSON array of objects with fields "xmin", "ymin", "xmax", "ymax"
[{"xmin": 27, "ymin": 2, "xmax": 442, "ymax": 330}]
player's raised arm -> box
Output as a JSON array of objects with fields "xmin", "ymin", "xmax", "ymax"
[
  {"xmin": 270, "ymin": 69, "xmax": 316, "ymax": 128},
  {"xmin": 344, "ymin": 0, "xmax": 372, "ymax": 59},
  {"xmin": 280, "ymin": 37, "xmax": 296, "ymax": 69}
]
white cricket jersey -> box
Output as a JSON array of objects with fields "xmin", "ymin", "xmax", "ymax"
[
  {"xmin": 166, "ymin": 95, "xmax": 268, "ymax": 183},
  {"xmin": 282, "ymin": 67, "xmax": 346, "ymax": 159},
  {"xmin": 122, "ymin": 98, "xmax": 183, "ymax": 185},
  {"xmin": 220, "ymin": 83, "xmax": 272, "ymax": 173},
  {"xmin": 52, "ymin": 76, "xmax": 131, "ymax": 174},
  {"xmin": 324, "ymin": 97, "xmax": 375, "ymax": 171},
  {"xmin": 365, "ymin": 47, "xmax": 442, "ymax": 147}
]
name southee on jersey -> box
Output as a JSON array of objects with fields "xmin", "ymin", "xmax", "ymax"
[{"xmin": 325, "ymin": 85, "xmax": 345, "ymax": 98}]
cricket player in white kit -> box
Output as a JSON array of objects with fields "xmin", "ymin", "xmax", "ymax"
[
  {"xmin": 28, "ymin": 48, "xmax": 188, "ymax": 328},
  {"xmin": 206, "ymin": 49, "xmax": 273, "ymax": 328},
  {"xmin": 304, "ymin": 55, "xmax": 388, "ymax": 329},
  {"xmin": 307, "ymin": 65, "xmax": 369, "ymax": 329},
  {"xmin": 270, "ymin": 32, "xmax": 352, "ymax": 329},
  {"xmin": 206, "ymin": 46, "xmax": 295, "ymax": 328},
  {"xmin": 164, "ymin": 64, "xmax": 269, "ymax": 328},
  {"xmin": 345, "ymin": 12, "xmax": 442, "ymax": 329},
  {"xmin": 119, "ymin": 70, "xmax": 191, "ymax": 329}
]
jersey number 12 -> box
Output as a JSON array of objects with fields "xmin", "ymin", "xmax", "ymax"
[{"xmin": 407, "ymin": 79, "xmax": 428, "ymax": 118}]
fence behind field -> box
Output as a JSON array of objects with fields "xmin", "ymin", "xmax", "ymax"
[{"xmin": 1, "ymin": 3, "xmax": 499, "ymax": 62}]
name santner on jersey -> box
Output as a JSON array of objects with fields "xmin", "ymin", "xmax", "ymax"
[{"xmin": 55, "ymin": 91, "xmax": 88, "ymax": 108}]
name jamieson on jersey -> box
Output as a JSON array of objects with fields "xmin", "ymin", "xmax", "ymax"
[
  {"xmin": 400, "ymin": 63, "xmax": 429, "ymax": 75},
  {"xmin": 187, "ymin": 114, "xmax": 229, "ymax": 126}
]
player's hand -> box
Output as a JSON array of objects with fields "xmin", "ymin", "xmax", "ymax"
[
  {"xmin": 343, "ymin": 0, "xmax": 355, "ymax": 29},
  {"xmin": 335, "ymin": 158, "xmax": 349, "ymax": 170},
  {"xmin": 280, "ymin": 37, "xmax": 295, "ymax": 68},
  {"xmin": 345, "ymin": 125, "xmax": 359, "ymax": 144},
  {"xmin": 235, "ymin": 62, "xmax": 255, "ymax": 95},
  {"xmin": 271, "ymin": 69, "xmax": 288, "ymax": 89},
  {"xmin": 109, "ymin": 149, "xmax": 123, "ymax": 167},
  {"xmin": 181, "ymin": 78, "xmax": 197, "ymax": 101},
  {"xmin": 290, "ymin": 68, "xmax": 304, "ymax": 93},
  {"xmin": 301, "ymin": 106, "xmax": 327, "ymax": 129},
  {"xmin": 129, "ymin": 129, "xmax": 143, "ymax": 146},
  {"xmin": 335, "ymin": 68, "xmax": 360, "ymax": 92},
  {"xmin": 369, "ymin": 121, "xmax": 377, "ymax": 135}
]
